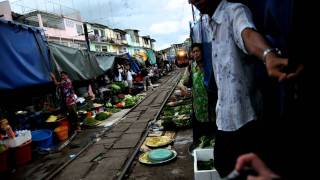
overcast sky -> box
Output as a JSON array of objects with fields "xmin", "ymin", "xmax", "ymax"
[{"xmin": 5, "ymin": 0, "xmax": 198, "ymax": 50}]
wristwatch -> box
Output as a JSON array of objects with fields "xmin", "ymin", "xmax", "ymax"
[{"xmin": 262, "ymin": 48, "xmax": 281, "ymax": 64}]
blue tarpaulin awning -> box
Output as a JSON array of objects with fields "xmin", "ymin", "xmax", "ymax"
[{"xmin": 0, "ymin": 20, "xmax": 51, "ymax": 90}]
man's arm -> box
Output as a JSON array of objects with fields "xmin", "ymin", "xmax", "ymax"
[
  {"xmin": 231, "ymin": 5, "xmax": 289, "ymax": 81},
  {"xmin": 242, "ymin": 28, "xmax": 288, "ymax": 81}
]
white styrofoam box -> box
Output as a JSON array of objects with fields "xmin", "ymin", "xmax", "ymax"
[
  {"xmin": 0, "ymin": 130, "xmax": 31, "ymax": 148},
  {"xmin": 194, "ymin": 148, "xmax": 221, "ymax": 180}
]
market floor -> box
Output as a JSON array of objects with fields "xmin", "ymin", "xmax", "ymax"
[{"xmin": 126, "ymin": 129, "xmax": 194, "ymax": 180}]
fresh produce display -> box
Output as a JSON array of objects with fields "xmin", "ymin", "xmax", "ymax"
[
  {"xmin": 95, "ymin": 112, "xmax": 112, "ymax": 121},
  {"xmin": 145, "ymin": 136, "xmax": 173, "ymax": 147},
  {"xmin": 108, "ymin": 108, "xmax": 121, "ymax": 113},
  {"xmin": 116, "ymin": 102, "xmax": 125, "ymax": 108},
  {"xmin": 123, "ymin": 95, "xmax": 135, "ymax": 107},
  {"xmin": 197, "ymin": 159, "xmax": 214, "ymax": 170},
  {"xmin": 163, "ymin": 107, "xmax": 175, "ymax": 117},
  {"xmin": 105, "ymin": 102, "xmax": 113, "ymax": 108},
  {"xmin": 198, "ymin": 136, "xmax": 215, "ymax": 148},
  {"xmin": 110, "ymin": 95, "xmax": 144, "ymax": 108},
  {"xmin": 113, "ymin": 82, "xmax": 126, "ymax": 90},
  {"xmin": 123, "ymin": 95, "xmax": 143, "ymax": 107},
  {"xmin": 161, "ymin": 102, "xmax": 192, "ymax": 130},
  {"xmin": 174, "ymin": 115, "xmax": 192, "ymax": 128},
  {"xmin": 111, "ymin": 84, "xmax": 121, "ymax": 94},
  {"xmin": 83, "ymin": 117, "xmax": 100, "ymax": 126}
]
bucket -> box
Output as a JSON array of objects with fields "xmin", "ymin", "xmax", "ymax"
[
  {"xmin": 31, "ymin": 129, "xmax": 52, "ymax": 149},
  {"xmin": 13, "ymin": 140, "xmax": 32, "ymax": 166},
  {"xmin": 58, "ymin": 118, "xmax": 69, "ymax": 129},
  {"xmin": 0, "ymin": 145, "xmax": 9, "ymax": 172},
  {"xmin": 54, "ymin": 126, "xmax": 68, "ymax": 141}
]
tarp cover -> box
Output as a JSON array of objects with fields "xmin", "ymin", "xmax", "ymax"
[
  {"xmin": 96, "ymin": 55, "xmax": 115, "ymax": 72},
  {"xmin": 0, "ymin": 20, "xmax": 51, "ymax": 90},
  {"xmin": 147, "ymin": 49, "xmax": 157, "ymax": 64},
  {"xmin": 49, "ymin": 43, "xmax": 104, "ymax": 80}
]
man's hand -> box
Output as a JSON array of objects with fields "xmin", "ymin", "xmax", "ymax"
[
  {"xmin": 286, "ymin": 64, "xmax": 304, "ymax": 80},
  {"xmin": 235, "ymin": 153, "xmax": 280, "ymax": 180},
  {"xmin": 265, "ymin": 53, "xmax": 288, "ymax": 82}
]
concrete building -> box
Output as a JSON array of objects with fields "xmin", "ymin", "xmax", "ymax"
[
  {"xmin": 0, "ymin": 1, "xmax": 12, "ymax": 21},
  {"xmin": 86, "ymin": 23, "xmax": 129, "ymax": 54},
  {"xmin": 7, "ymin": 0, "xmax": 87, "ymax": 49},
  {"xmin": 2, "ymin": 0, "xmax": 157, "ymax": 55}
]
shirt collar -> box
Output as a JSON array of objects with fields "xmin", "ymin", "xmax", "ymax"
[{"xmin": 211, "ymin": 0, "xmax": 227, "ymax": 24}]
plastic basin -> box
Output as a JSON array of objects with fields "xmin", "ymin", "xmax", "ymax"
[
  {"xmin": 148, "ymin": 149, "xmax": 173, "ymax": 162},
  {"xmin": 31, "ymin": 129, "xmax": 52, "ymax": 149}
]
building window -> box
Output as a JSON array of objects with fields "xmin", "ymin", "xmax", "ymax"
[
  {"xmin": 102, "ymin": 46, "xmax": 108, "ymax": 52},
  {"xmin": 76, "ymin": 24, "xmax": 84, "ymax": 35},
  {"xmin": 135, "ymin": 36, "xmax": 140, "ymax": 43},
  {"xmin": 95, "ymin": 45, "xmax": 102, "ymax": 52},
  {"xmin": 94, "ymin": 29, "xmax": 99, "ymax": 35},
  {"xmin": 101, "ymin": 30, "xmax": 105, "ymax": 37},
  {"xmin": 144, "ymin": 39, "xmax": 149, "ymax": 45},
  {"xmin": 65, "ymin": 19, "xmax": 74, "ymax": 28},
  {"xmin": 117, "ymin": 34, "xmax": 121, "ymax": 40}
]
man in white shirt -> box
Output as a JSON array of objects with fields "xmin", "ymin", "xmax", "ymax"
[{"xmin": 190, "ymin": 0, "xmax": 289, "ymax": 177}]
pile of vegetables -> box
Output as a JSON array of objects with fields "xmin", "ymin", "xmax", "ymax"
[
  {"xmin": 161, "ymin": 101, "xmax": 192, "ymax": 130},
  {"xmin": 111, "ymin": 82, "xmax": 126, "ymax": 94},
  {"xmin": 163, "ymin": 107, "xmax": 175, "ymax": 117},
  {"xmin": 116, "ymin": 102, "xmax": 125, "ymax": 108},
  {"xmin": 105, "ymin": 102, "xmax": 113, "ymax": 108},
  {"xmin": 197, "ymin": 159, "xmax": 214, "ymax": 170},
  {"xmin": 113, "ymin": 95, "xmax": 144, "ymax": 108},
  {"xmin": 198, "ymin": 136, "xmax": 215, "ymax": 148},
  {"xmin": 107, "ymin": 107, "xmax": 121, "ymax": 113},
  {"xmin": 95, "ymin": 112, "xmax": 112, "ymax": 121},
  {"xmin": 111, "ymin": 84, "xmax": 121, "ymax": 94},
  {"xmin": 83, "ymin": 117, "xmax": 100, "ymax": 126},
  {"xmin": 174, "ymin": 115, "xmax": 192, "ymax": 128},
  {"xmin": 123, "ymin": 95, "xmax": 143, "ymax": 107}
]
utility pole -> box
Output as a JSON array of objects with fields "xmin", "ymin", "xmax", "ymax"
[{"xmin": 83, "ymin": 23, "xmax": 90, "ymax": 51}]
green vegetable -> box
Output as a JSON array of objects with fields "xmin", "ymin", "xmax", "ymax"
[
  {"xmin": 174, "ymin": 116, "xmax": 192, "ymax": 128},
  {"xmin": 113, "ymin": 82, "xmax": 126, "ymax": 90},
  {"xmin": 123, "ymin": 95, "xmax": 136, "ymax": 107},
  {"xmin": 199, "ymin": 136, "xmax": 212, "ymax": 148},
  {"xmin": 162, "ymin": 118, "xmax": 177, "ymax": 130},
  {"xmin": 111, "ymin": 84, "xmax": 121, "ymax": 94},
  {"xmin": 95, "ymin": 112, "xmax": 110, "ymax": 121},
  {"xmin": 108, "ymin": 107, "xmax": 121, "ymax": 113},
  {"xmin": 197, "ymin": 159, "xmax": 214, "ymax": 170},
  {"xmin": 84, "ymin": 117, "xmax": 100, "ymax": 126},
  {"xmin": 163, "ymin": 107, "xmax": 175, "ymax": 116},
  {"xmin": 105, "ymin": 102, "xmax": 113, "ymax": 107}
]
